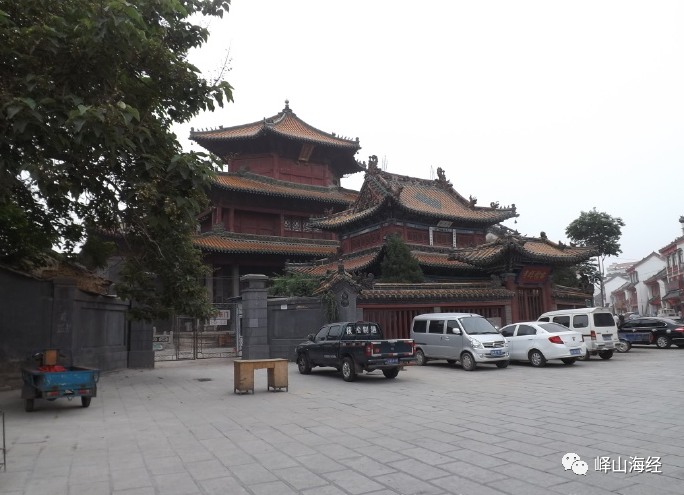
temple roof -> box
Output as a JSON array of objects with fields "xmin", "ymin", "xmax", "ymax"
[
  {"xmin": 287, "ymin": 244, "xmax": 477, "ymax": 277},
  {"xmin": 213, "ymin": 171, "xmax": 358, "ymax": 205},
  {"xmin": 310, "ymin": 164, "xmax": 517, "ymax": 230},
  {"xmin": 193, "ymin": 230, "xmax": 338, "ymax": 257},
  {"xmin": 190, "ymin": 101, "xmax": 363, "ymax": 175},
  {"xmin": 358, "ymin": 282, "xmax": 514, "ymax": 303},
  {"xmin": 552, "ymin": 285, "xmax": 592, "ymax": 301},
  {"xmin": 449, "ymin": 235, "xmax": 597, "ymax": 268}
]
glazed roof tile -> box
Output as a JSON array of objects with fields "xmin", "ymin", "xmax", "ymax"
[
  {"xmin": 193, "ymin": 231, "xmax": 338, "ymax": 257},
  {"xmin": 311, "ymin": 167, "xmax": 517, "ymax": 229},
  {"xmin": 287, "ymin": 249, "xmax": 381, "ymax": 276},
  {"xmin": 450, "ymin": 235, "xmax": 597, "ymax": 265},
  {"xmin": 552, "ymin": 285, "xmax": 592, "ymax": 300},
  {"xmin": 213, "ymin": 172, "xmax": 358, "ymax": 204},
  {"xmin": 358, "ymin": 282, "xmax": 514, "ymax": 302},
  {"xmin": 190, "ymin": 101, "xmax": 360, "ymax": 150}
]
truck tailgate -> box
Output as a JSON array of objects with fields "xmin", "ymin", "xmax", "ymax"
[{"xmin": 369, "ymin": 340, "xmax": 414, "ymax": 357}]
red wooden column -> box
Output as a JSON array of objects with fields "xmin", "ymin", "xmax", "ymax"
[
  {"xmin": 504, "ymin": 274, "xmax": 520, "ymax": 322},
  {"xmin": 227, "ymin": 208, "xmax": 234, "ymax": 231}
]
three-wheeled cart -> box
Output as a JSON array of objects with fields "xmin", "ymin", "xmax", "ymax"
[
  {"xmin": 21, "ymin": 349, "xmax": 100, "ymax": 412},
  {"xmin": 616, "ymin": 330, "xmax": 652, "ymax": 353}
]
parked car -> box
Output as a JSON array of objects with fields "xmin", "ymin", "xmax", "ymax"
[
  {"xmin": 619, "ymin": 317, "xmax": 684, "ymax": 349},
  {"xmin": 499, "ymin": 321, "xmax": 586, "ymax": 367},
  {"xmin": 410, "ymin": 313, "xmax": 509, "ymax": 371},
  {"xmin": 295, "ymin": 321, "xmax": 415, "ymax": 382},
  {"xmin": 537, "ymin": 307, "xmax": 618, "ymax": 360}
]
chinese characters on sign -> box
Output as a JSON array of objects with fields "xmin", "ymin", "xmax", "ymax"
[{"xmin": 517, "ymin": 266, "xmax": 552, "ymax": 284}]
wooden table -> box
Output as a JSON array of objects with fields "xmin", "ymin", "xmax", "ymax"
[{"xmin": 234, "ymin": 359, "xmax": 289, "ymax": 394}]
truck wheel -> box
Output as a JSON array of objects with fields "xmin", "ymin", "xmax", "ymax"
[
  {"xmin": 528, "ymin": 349, "xmax": 547, "ymax": 367},
  {"xmin": 460, "ymin": 352, "xmax": 477, "ymax": 371},
  {"xmin": 415, "ymin": 349, "xmax": 427, "ymax": 366},
  {"xmin": 656, "ymin": 336, "xmax": 672, "ymax": 349},
  {"xmin": 382, "ymin": 368, "xmax": 400, "ymax": 379},
  {"xmin": 598, "ymin": 350, "xmax": 614, "ymax": 360},
  {"xmin": 297, "ymin": 354, "xmax": 312, "ymax": 374},
  {"xmin": 81, "ymin": 396, "xmax": 92, "ymax": 408},
  {"xmin": 25, "ymin": 399, "xmax": 35, "ymax": 412},
  {"xmin": 616, "ymin": 340, "xmax": 631, "ymax": 353},
  {"xmin": 561, "ymin": 358, "xmax": 576, "ymax": 365},
  {"xmin": 341, "ymin": 357, "xmax": 357, "ymax": 382}
]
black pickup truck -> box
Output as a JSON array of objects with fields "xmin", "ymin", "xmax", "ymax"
[{"xmin": 295, "ymin": 321, "xmax": 415, "ymax": 381}]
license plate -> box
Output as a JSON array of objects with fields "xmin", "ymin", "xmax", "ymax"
[
  {"xmin": 603, "ymin": 334, "xmax": 612, "ymax": 341},
  {"xmin": 491, "ymin": 350, "xmax": 503, "ymax": 356},
  {"xmin": 385, "ymin": 358, "xmax": 398, "ymax": 365},
  {"xmin": 570, "ymin": 349, "xmax": 581, "ymax": 355}
]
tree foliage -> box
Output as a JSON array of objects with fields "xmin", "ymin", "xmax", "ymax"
[
  {"xmin": 551, "ymin": 261, "xmax": 600, "ymax": 291},
  {"xmin": 565, "ymin": 208, "xmax": 625, "ymax": 259},
  {"xmin": 380, "ymin": 235, "xmax": 423, "ymax": 283},
  {"xmin": 0, "ymin": 0, "xmax": 233, "ymax": 320},
  {"xmin": 268, "ymin": 271, "xmax": 320, "ymax": 297}
]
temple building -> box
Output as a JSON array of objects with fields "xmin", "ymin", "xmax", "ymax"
[{"xmin": 191, "ymin": 102, "xmax": 596, "ymax": 336}]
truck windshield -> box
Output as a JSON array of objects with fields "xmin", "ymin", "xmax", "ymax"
[{"xmin": 459, "ymin": 317, "xmax": 499, "ymax": 335}]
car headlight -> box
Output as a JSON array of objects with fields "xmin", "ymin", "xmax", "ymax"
[{"xmin": 469, "ymin": 338, "xmax": 484, "ymax": 349}]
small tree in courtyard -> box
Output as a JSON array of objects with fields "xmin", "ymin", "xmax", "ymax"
[
  {"xmin": 566, "ymin": 208, "xmax": 625, "ymax": 307},
  {"xmin": 380, "ymin": 235, "xmax": 423, "ymax": 283}
]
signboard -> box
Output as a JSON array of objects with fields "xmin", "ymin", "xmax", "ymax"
[
  {"xmin": 517, "ymin": 266, "xmax": 552, "ymax": 284},
  {"xmin": 209, "ymin": 310, "xmax": 230, "ymax": 326}
]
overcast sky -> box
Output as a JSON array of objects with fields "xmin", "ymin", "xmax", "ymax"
[{"xmin": 174, "ymin": 0, "xmax": 684, "ymax": 273}]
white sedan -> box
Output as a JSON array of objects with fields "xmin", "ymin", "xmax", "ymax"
[{"xmin": 499, "ymin": 321, "xmax": 586, "ymax": 367}]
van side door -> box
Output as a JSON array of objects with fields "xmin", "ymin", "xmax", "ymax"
[
  {"xmin": 425, "ymin": 319, "xmax": 446, "ymax": 358},
  {"xmin": 444, "ymin": 319, "xmax": 463, "ymax": 360}
]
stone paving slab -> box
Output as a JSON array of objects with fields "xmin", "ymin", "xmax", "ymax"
[{"xmin": 2, "ymin": 346, "xmax": 684, "ymax": 494}]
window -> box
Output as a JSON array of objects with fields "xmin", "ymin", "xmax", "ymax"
[
  {"xmin": 553, "ymin": 316, "xmax": 571, "ymax": 328},
  {"xmin": 573, "ymin": 315, "xmax": 589, "ymax": 329},
  {"xmin": 428, "ymin": 320, "xmax": 445, "ymax": 334},
  {"xmin": 327, "ymin": 324, "xmax": 342, "ymax": 339},
  {"xmin": 517, "ymin": 325, "xmax": 537, "ymax": 336},
  {"xmin": 500, "ymin": 325, "xmax": 515, "ymax": 337},
  {"xmin": 412, "ymin": 320, "xmax": 427, "ymax": 333},
  {"xmin": 315, "ymin": 327, "xmax": 330, "ymax": 342},
  {"xmin": 446, "ymin": 320, "xmax": 461, "ymax": 334},
  {"xmin": 538, "ymin": 317, "xmax": 550, "ymax": 322},
  {"xmin": 593, "ymin": 313, "xmax": 616, "ymax": 327},
  {"xmin": 539, "ymin": 323, "xmax": 573, "ymax": 333}
]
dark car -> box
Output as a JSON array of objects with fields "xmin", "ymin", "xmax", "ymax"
[{"xmin": 619, "ymin": 317, "xmax": 684, "ymax": 349}]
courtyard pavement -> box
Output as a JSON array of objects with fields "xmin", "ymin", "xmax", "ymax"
[{"xmin": 1, "ymin": 346, "xmax": 684, "ymax": 495}]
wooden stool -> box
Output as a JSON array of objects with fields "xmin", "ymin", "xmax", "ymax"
[{"xmin": 234, "ymin": 359, "xmax": 288, "ymax": 394}]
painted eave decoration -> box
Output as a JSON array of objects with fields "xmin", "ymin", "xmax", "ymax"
[{"xmin": 359, "ymin": 282, "xmax": 515, "ymax": 303}]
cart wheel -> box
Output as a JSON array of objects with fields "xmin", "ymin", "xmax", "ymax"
[
  {"xmin": 81, "ymin": 396, "xmax": 92, "ymax": 408},
  {"xmin": 25, "ymin": 399, "xmax": 35, "ymax": 412}
]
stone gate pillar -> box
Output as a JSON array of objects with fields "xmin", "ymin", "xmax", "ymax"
[{"xmin": 240, "ymin": 274, "xmax": 269, "ymax": 359}]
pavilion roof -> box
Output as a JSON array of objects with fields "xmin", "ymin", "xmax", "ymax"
[
  {"xmin": 310, "ymin": 165, "xmax": 517, "ymax": 230},
  {"xmin": 358, "ymin": 282, "xmax": 514, "ymax": 303},
  {"xmin": 212, "ymin": 171, "xmax": 358, "ymax": 205},
  {"xmin": 193, "ymin": 230, "xmax": 338, "ymax": 257},
  {"xmin": 190, "ymin": 101, "xmax": 363, "ymax": 174},
  {"xmin": 449, "ymin": 235, "xmax": 597, "ymax": 267}
]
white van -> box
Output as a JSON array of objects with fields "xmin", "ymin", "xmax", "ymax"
[
  {"xmin": 410, "ymin": 313, "xmax": 509, "ymax": 371},
  {"xmin": 537, "ymin": 308, "xmax": 618, "ymax": 360}
]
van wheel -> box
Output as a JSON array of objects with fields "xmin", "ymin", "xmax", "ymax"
[
  {"xmin": 460, "ymin": 352, "xmax": 477, "ymax": 371},
  {"xmin": 382, "ymin": 368, "xmax": 400, "ymax": 379},
  {"xmin": 495, "ymin": 360, "xmax": 509, "ymax": 368},
  {"xmin": 561, "ymin": 358, "xmax": 576, "ymax": 365},
  {"xmin": 616, "ymin": 340, "xmax": 631, "ymax": 353},
  {"xmin": 529, "ymin": 349, "xmax": 547, "ymax": 367},
  {"xmin": 297, "ymin": 354, "xmax": 312, "ymax": 374},
  {"xmin": 341, "ymin": 357, "xmax": 357, "ymax": 382},
  {"xmin": 598, "ymin": 350, "xmax": 614, "ymax": 360},
  {"xmin": 656, "ymin": 336, "xmax": 672, "ymax": 349},
  {"xmin": 415, "ymin": 349, "xmax": 427, "ymax": 366},
  {"xmin": 578, "ymin": 350, "xmax": 591, "ymax": 361},
  {"xmin": 446, "ymin": 359, "xmax": 456, "ymax": 365}
]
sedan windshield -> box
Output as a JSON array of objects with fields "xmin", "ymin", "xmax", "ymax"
[{"xmin": 460, "ymin": 317, "xmax": 499, "ymax": 335}]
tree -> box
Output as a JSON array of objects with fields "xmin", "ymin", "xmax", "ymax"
[
  {"xmin": 268, "ymin": 271, "xmax": 320, "ymax": 297},
  {"xmin": 0, "ymin": 0, "xmax": 233, "ymax": 320},
  {"xmin": 551, "ymin": 260, "xmax": 600, "ymax": 292},
  {"xmin": 380, "ymin": 235, "xmax": 423, "ymax": 283},
  {"xmin": 566, "ymin": 208, "xmax": 625, "ymax": 307}
]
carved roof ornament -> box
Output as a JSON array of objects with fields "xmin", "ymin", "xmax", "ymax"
[
  {"xmin": 469, "ymin": 195, "xmax": 477, "ymax": 207},
  {"xmin": 540, "ymin": 231, "xmax": 547, "ymax": 239},
  {"xmin": 490, "ymin": 201, "xmax": 500, "ymax": 209},
  {"xmin": 367, "ymin": 155, "xmax": 379, "ymax": 173},
  {"xmin": 435, "ymin": 167, "xmax": 452, "ymax": 189}
]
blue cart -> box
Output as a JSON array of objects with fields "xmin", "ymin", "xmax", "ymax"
[
  {"xmin": 616, "ymin": 330, "xmax": 652, "ymax": 352},
  {"xmin": 21, "ymin": 350, "xmax": 100, "ymax": 412}
]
